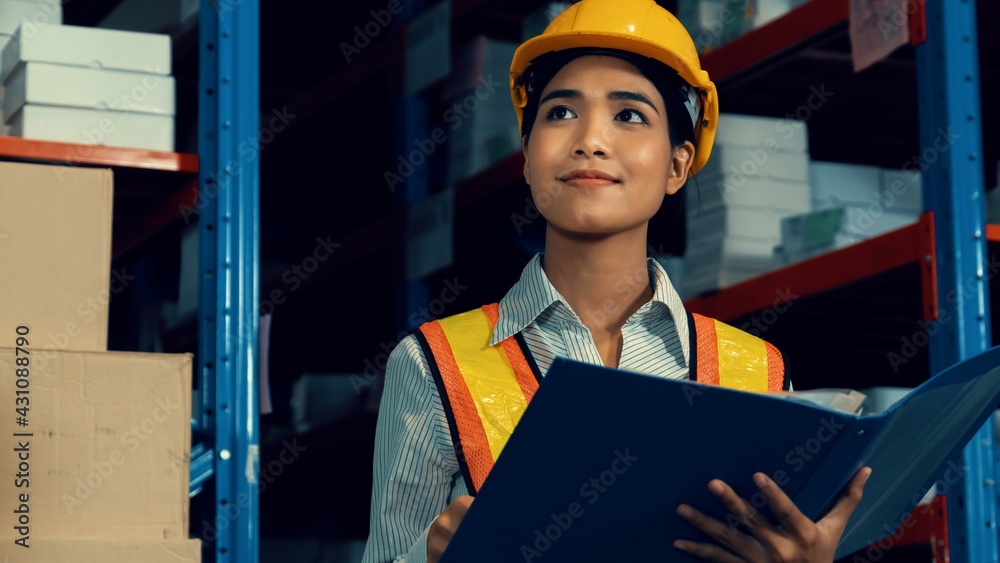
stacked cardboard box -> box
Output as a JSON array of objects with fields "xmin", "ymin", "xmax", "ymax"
[
  {"xmin": 0, "ymin": 161, "xmax": 198, "ymax": 561},
  {"xmin": 0, "ymin": 0, "xmax": 62, "ymax": 133},
  {"xmin": 1, "ymin": 23, "xmax": 174, "ymax": 151},
  {"xmin": 684, "ymin": 113, "xmax": 811, "ymax": 297},
  {"xmin": 774, "ymin": 161, "xmax": 924, "ymax": 265}
]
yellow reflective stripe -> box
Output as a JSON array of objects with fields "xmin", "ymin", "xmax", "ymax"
[
  {"xmin": 713, "ymin": 320, "xmax": 771, "ymax": 392},
  {"xmin": 437, "ymin": 309, "xmax": 528, "ymax": 462}
]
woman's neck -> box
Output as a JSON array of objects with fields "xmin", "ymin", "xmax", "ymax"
[{"xmin": 541, "ymin": 225, "xmax": 654, "ymax": 336}]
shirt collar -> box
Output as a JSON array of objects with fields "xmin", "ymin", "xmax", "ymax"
[{"xmin": 491, "ymin": 252, "xmax": 690, "ymax": 364}]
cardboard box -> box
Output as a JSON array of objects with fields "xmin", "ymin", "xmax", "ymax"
[
  {"xmin": 687, "ymin": 174, "xmax": 811, "ymax": 213},
  {"xmin": 689, "ymin": 205, "xmax": 802, "ymax": 243},
  {"xmin": 6, "ymin": 104, "xmax": 175, "ymax": 151},
  {"xmin": 699, "ymin": 145, "xmax": 809, "ymax": 183},
  {"xmin": 0, "ymin": 161, "xmax": 112, "ymax": 352},
  {"xmin": 0, "ymin": 348, "xmax": 192, "ymax": 541},
  {"xmin": 3, "ymin": 61, "xmax": 176, "ymax": 118},
  {"xmin": 1, "ymin": 23, "xmax": 171, "ymax": 83},
  {"xmin": 0, "ymin": 0, "xmax": 61, "ymax": 36},
  {"xmin": 714, "ymin": 112, "xmax": 809, "ymax": 153},
  {"xmin": 4, "ymin": 538, "xmax": 201, "ymax": 562}
]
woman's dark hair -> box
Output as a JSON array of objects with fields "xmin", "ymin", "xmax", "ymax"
[{"xmin": 518, "ymin": 47, "xmax": 698, "ymax": 150}]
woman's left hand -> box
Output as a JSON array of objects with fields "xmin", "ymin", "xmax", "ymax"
[{"xmin": 674, "ymin": 466, "xmax": 872, "ymax": 563}]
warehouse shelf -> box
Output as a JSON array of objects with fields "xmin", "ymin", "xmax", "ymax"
[
  {"xmin": 699, "ymin": 0, "xmax": 848, "ymax": 83},
  {"xmin": 684, "ymin": 213, "xmax": 938, "ymax": 322},
  {"xmin": 988, "ymin": 224, "xmax": 1000, "ymax": 242},
  {"xmin": 0, "ymin": 134, "xmax": 198, "ymax": 172},
  {"xmin": 0, "ymin": 135, "xmax": 199, "ymax": 260}
]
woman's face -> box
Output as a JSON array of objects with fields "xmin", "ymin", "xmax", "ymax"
[{"xmin": 523, "ymin": 55, "xmax": 693, "ymax": 237}]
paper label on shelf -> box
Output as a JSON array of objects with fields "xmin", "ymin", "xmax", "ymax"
[
  {"xmin": 849, "ymin": 0, "xmax": 910, "ymax": 72},
  {"xmin": 405, "ymin": 0, "xmax": 451, "ymax": 95},
  {"xmin": 407, "ymin": 188, "xmax": 454, "ymax": 280}
]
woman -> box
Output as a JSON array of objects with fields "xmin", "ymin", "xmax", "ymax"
[{"xmin": 362, "ymin": 1, "xmax": 871, "ymax": 561}]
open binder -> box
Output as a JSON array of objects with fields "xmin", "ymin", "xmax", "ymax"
[{"xmin": 440, "ymin": 346, "xmax": 1000, "ymax": 562}]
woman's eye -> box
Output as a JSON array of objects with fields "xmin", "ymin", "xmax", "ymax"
[
  {"xmin": 616, "ymin": 109, "xmax": 647, "ymax": 124},
  {"xmin": 545, "ymin": 106, "xmax": 577, "ymax": 120}
]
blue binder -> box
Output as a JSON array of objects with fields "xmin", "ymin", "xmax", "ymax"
[{"xmin": 439, "ymin": 346, "xmax": 1000, "ymax": 562}]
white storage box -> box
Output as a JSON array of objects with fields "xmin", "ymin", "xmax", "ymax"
[
  {"xmin": 686, "ymin": 235, "xmax": 777, "ymax": 270},
  {"xmin": 699, "ymin": 145, "xmax": 809, "ymax": 183},
  {"xmin": 810, "ymin": 160, "xmax": 881, "ymax": 209},
  {"xmin": 811, "ymin": 161, "xmax": 922, "ymax": 212},
  {"xmin": 688, "ymin": 174, "xmax": 812, "ymax": 213},
  {"xmin": 1, "ymin": 23, "xmax": 171, "ymax": 83},
  {"xmin": 0, "ymin": 0, "xmax": 60, "ymax": 35},
  {"xmin": 714, "ymin": 112, "xmax": 809, "ymax": 153},
  {"xmin": 689, "ymin": 205, "xmax": 803, "ymax": 243},
  {"xmin": 6, "ymin": 104, "xmax": 174, "ymax": 151},
  {"xmin": 879, "ymin": 168, "xmax": 923, "ymax": 211},
  {"xmin": 3, "ymin": 61, "xmax": 175, "ymax": 118}
]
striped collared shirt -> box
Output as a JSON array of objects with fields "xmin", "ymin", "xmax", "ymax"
[{"xmin": 362, "ymin": 253, "xmax": 691, "ymax": 563}]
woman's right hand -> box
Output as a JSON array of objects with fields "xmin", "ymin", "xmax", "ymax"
[{"xmin": 427, "ymin": 495, "xmax": 474, "ymax": 563}]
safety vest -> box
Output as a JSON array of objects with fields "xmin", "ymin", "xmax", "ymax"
[{"xmin": 413, "ymin": 303, "xmax": 787, "ymax": 494}]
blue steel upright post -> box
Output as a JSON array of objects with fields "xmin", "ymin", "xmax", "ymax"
[
  {"xmin": 916, "ymin": 0, "xmax": 995, "ymax": 560},
  {"xmin": 198, "ymin": 0, "xmax": 261, "ymax": 562}
]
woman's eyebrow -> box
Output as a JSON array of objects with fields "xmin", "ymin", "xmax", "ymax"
[
  {"xmin": 608, "ymin": 91, "xmax": 659, "ymax": 114},
  {"xmin": 539, "ymin": 89, "xmax": 580, "ymax": 105}
]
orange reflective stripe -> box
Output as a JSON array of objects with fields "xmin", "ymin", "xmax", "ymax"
[
  {"xmin": 418, "ymin": 320, "xmax": 494, "ymax": 493},
  {"xmin": 691, "ymin": 313, "xmax": 720, "ymax": 386},
  {"xmin": 765, "ymin": 341, "xmax": 785, "ymax": 392},
  {"xmin": 691, "ymin": 313, "xmax": 785, "ymax": 392},
  {"xmin": 481, "ymin": 303, "xmax": 539, "ymax": 403}
]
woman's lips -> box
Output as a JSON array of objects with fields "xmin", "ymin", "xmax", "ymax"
[
  {"xmin": 559, "ymin": 169, "xmax": 619, "ymax": 188},
  {"xmin": 561, "ymin": 177, "xmax": 618, "ymax": 188}
]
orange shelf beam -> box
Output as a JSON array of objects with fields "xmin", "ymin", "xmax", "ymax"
[
  {"xmin": 701, "ymin": 0, "xmax": 848, "ymax": 83},
  {"xmin": 685, "ymin": 213, "xmax": 936, "ymax": 322},
  {"xmin": 986, "ymin": 224, "xmax": 1000, "ymax": 242},
  {"xmin": 0, "ymin": 135, "xmax": 198, "ymax": 173}
]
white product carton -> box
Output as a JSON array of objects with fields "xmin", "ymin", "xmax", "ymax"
[
  {"xmin": 3, "ymin": 61, "xmax": 175, "ymax": 118},
  {"xmin": 6, "ymin": 104, "xmax": 174, "ymax": 151},
  {"xmin": 0, "ymin": 0, "xmax": 60, "ymax": 35},
  {"xmin": 1, "ymin": 23, "xmax": 171, "ymax": 83}
]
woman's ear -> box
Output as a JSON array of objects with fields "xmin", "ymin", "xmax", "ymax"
[{"xmin": 666, "ymin": 140, "xmax": 695, "ymax": 195}]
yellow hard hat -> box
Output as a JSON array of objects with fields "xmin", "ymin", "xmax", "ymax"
[{"xmin": 510, "ymin": 0, "xmax": 718, "ymax": 175}]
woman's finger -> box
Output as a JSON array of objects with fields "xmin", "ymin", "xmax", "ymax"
[
  {"xmin": 673, "ymin": 538, "xmax": 746, "ymax": 563},
  {"xmin": 750, "ymin": 472, "xmax": 816, "ymax": 545},
  {"xmin": 820, "ymin": 467, "xmax": 872, "ymax": 533},
  {"xmin": 677, "ymin": 503, "xmax": 759, "ymax": 557},
  {"xmin": 706, "ymin": 479, "xmax": 781, "ymax": 539}
]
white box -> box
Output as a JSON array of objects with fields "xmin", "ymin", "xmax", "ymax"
[
  {"xmin": 699, "ymin": 144, "xmax": 809, "ymax": 183},
  {"xmin": 3, "ymin": 61, "xmax": 175, "ymax": 118},
  {"xmin": 840, "ymin": 206, "xmax": 918, "ymax": 240},
  {"xmin": 6, "ymin": 104, "xmax": 174, "ymax": 151},
  {"xmin": 688, "ymin": 173, "xmax": 811, "ymax": 214},
  {"xmin": 810, "ymin": 160, "xmax": 881, "ymax": 209},
  {"xmin": 1, "ymin": 23, "xmax": 171, "ymax": 83},
  {"xmin": 0, "ymin": 0, "xmax": 61, "ymax": 35},
  {"xmin": 714, "ymin": 112, "xmax": 809, "ymax": 153},
  {"xmin": 879, "ymin": 168, "xmax": 923, "ymax": 211},
  {"xmin": 689, "ymin": 205, "xmax": 803, "ymax": 243},
  {"xmin": 687, "ymin": 235, "xmax": 777, "ymax": 269}
]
